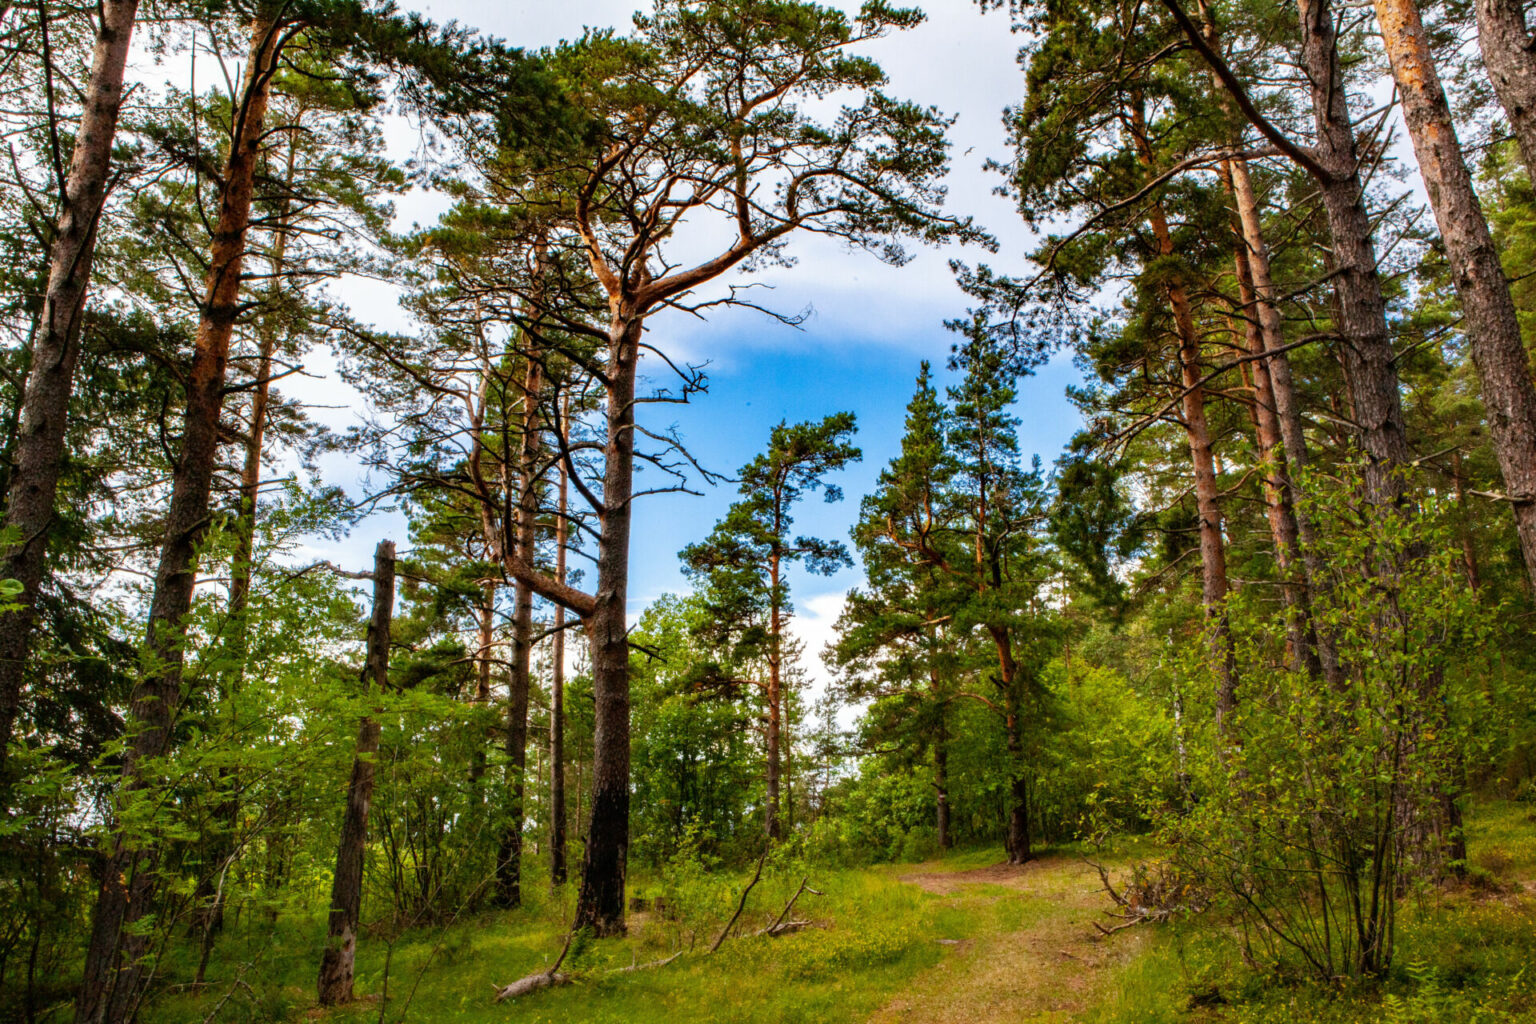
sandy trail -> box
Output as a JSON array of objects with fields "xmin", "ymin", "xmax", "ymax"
[{"xmin": 868, "ymin": 855, "xmax": 1148, "ymax": 1024}]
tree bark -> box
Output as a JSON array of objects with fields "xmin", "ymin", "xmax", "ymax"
[
  {"xmin": 75, "ymin": 16, "xmax": 283, "ymax": 1022},
  {"xmin": 1373, "ymin": 0, "xmax": 1536, "ymax": 593},
  {"xmin": 1475, "ymin": 0, "xmax": 1536, "ymax": 179},
  {"xmin": 317, "ymin": 540, "xmax": 396, "ymax": 1007},
  {"xmin": 496, "ymin": 354, "xmax": 543, "ymax": 908},
  {"xmin": 1297, "ymin": 0, "xmax": 1415, "ymax": 507},
  {"xmin": 573, "ymin": 318, "xmax": 639, "ymax": 937},
  {"xmin": 765, "ymin": 546, "xmax": 783, "ymax": 841},
  {"xmin": 549, "ymin": 403, "xmax": 569, "ymax": 887},
  {"xmin": 191, "ymin": 137, "xmax": 297, "ymax": 980},
  {"xmin": 0, "ymin": 0, "xmax": 140, "ymax": 789},
  {"xmin": 1223, "ymin": 150, "xmax": 1349, "ymax": 690},
  {"xmin": 933, "ymin": 698, "xmax": 950, "ymax": 850},
  {"xmin": 988, "ymin": 625, "xmax": 1032, "ymax": 864}
]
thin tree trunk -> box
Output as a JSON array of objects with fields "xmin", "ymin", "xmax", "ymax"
[
  {"xmin": 1452, "ymin": 452, "xmax": 1482, "ymax": 591},
  {"xmin": 1373, "ymin": 0, "xmax": 1536, "ymax": 593},
  {"xmin": 497, "ymin": 353, "xmax": 543, "ymax": 908},
  {"xmin": 1221, "ymin": 170, "xmax": 1323, "ymax": 677},
  {"xmin": 1216, "ymin": 152, "xmax": 1354, "ymax": 694},
  {"xmin": 1128, "ymin": 101, "xmax": 1236, "ymax": 732},
  {"xmin": 468, "ymin": 580, "xmax": 495, "ymax": 790},
  {"xmin": 1475, "ymin": 0, "xmax": 1536, "ymax": 179},
  {"xmin": 765, "ymin": 548, "xmax": 782, "ymax": 841},
  {"xmin": 75, "ymin": 17, "xmax": 282, "ymax": 1022},
  {"xmin": 549, "ymin": 402, "xmax": 569, "ymax": 888},
  {"xmin": 572, "ymin": 318, "xmax": 639, "ymax": 937},
  {"xmin": 0, "ymin": 0, "xmax": 139, "ymax": 789},
  {"xmin": 317, "ymin": 541, "xmax": 396, "ymax": 1006},
  {"xmin": 933, "ymin": 697, "xmax": 950, "ymax": 850}
]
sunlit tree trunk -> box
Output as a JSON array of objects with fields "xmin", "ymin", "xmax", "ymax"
[
  {"xmin": 1374, "ymin": 0, "xmax": 1536, "ymax": 593},
  {"xmin": 1129, "ymin": 101, "xmax": 1236, "ymax": 733}
]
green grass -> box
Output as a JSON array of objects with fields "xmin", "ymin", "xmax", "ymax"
[
  {"xmin": 144, "ymin": 859, "xmax": 964, "ymax": 1024},
  {"xmin": 138, "ymin": 806, "xmax": 1536, "ymax": 1023}
]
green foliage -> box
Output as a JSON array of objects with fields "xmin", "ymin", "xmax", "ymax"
[{"xmin": 1169, "ymin": 462, "xmax": 1507, "ymax": 980}]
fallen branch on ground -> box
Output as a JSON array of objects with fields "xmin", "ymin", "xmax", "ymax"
[
  {"xmin": 495, "ymin": 854, "xmax": 826, "ymax": 1004},
  {"xmin": 710, "ymin": 846, "xmax": 769, "ymax": 952},
  {"xmin": 1085, "ymin": 856, "xmax": 1209, "ymax": 937},
  {"xmin": 751, "ymin": 876, "xmax": 824, "ymax": 938},
  {"xmin": 493, "ymin": 925, "xmax": 577, "ymax": 1002}
]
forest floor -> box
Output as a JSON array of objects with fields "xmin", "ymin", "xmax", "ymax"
[
  {"xmin": 141, "ymin": 802, "xmax": 1536, "ymax": 1024},
  {"xmin": 869, "ymin": 853, "xmax": 1152, "ymax": 1024}
]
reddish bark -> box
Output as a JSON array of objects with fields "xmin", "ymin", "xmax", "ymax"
[
  {"xmin": 1374, "ymin": 0, "xmax": 1536, "ymax": 592},
  {"xmin": 75, "ymin": 17, "xmax": 285, "ymax": 1022}
]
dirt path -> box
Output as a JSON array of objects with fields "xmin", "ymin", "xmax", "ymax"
[{"xmin": 868, "ymin": 854, "xmax": 1148, "ymax": 1024}]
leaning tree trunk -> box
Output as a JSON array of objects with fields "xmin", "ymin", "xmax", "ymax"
[
  {"xmin": 75, "ymin": 17, "xmax": 282, "ymax": 1023},
  {"xmin": 317, "ymin": 541, "xmax": 396, "ymax": 1007},
  {"xmin": 497, "ymin": 354, "xmax": 543, "ymax": 908},
  {"xmin": 573, "ymin": 318, "xmax": 640, "ymax": 937},
  {"xmin": 0, "ymin": 0, "xmax": 140, "ymax": 790},
  {"xmin": 1475, "ymin": 0, "xmax": 1536, "ymax": 179},
  {"xmin": 1374, "ymin": 0, "xmax": 1536, "ymax": 593}
]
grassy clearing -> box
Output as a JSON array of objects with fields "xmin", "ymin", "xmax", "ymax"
[{"xmin": 145, "ymin": 855, "xmax": 997, "ymax": 1023}]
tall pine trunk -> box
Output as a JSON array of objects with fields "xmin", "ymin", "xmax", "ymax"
[
  {"xmin": 1475, "ymin": 0, "xmax": 1536, "ymax": 178},
  {"xmin": 1223, "ymin": 152, "xmax": 1348, "ymax": 689},
  {"xmin": 191, "ymin": 145, "xmax": 297, "ymax": 981},
  {"xmin": 1373, "ymin": 0, "xmax": 1536, "ymax": 592},
  {"xmin": 0, "ymin": 0, "xmax": 139, "ymax": 788},
  {"xmin": 317, "ymin": 541, "xmax": 395, "ymax": 1006},
  {"xmin": 1298, "ymin": 0, "xmax": 1414, "ymax": 506},
  {"xmin": 75, "ymin": 17, "xmax": 283, "ymax": 1022},
  {"xmin": 574, "ymin": 318, "xmax": 639, "ymax": 937},
  {"xmin": 765, "ymin": 548, "xmax": 783, "ymax": 841}
]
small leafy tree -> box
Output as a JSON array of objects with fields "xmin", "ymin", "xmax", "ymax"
[
  {"xmin": 682, "ymin": 413, "xmax": 861, "ymax": 840},
  {"xmin": 1173, "ymin": 462, "xmax": 1490, "ymax": 979}
]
